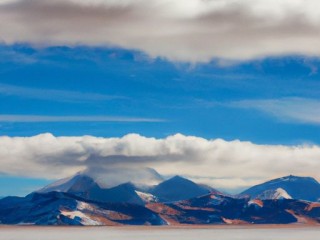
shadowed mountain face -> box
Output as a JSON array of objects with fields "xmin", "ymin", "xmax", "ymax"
[
  {"xmin": 241, "ymin": 175, "xmax": 320, "ymax": 202},
  {"xmin": 150, "ymin": 176, "xmax": 218, "ymax": 202},
  {"xmin": 0, "ymin": 192, "xmax": 164, "ymax": 226},
  {"xmin": 88, "ymin": 183, "xmax": 144, "ymax": 205},
  {"xmin": 39, "ymin": 174, "xmax": 144, "ymax": 205}
]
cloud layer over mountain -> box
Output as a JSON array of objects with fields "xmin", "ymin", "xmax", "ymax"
[
  {"xmin": 2, "ymin": 0, "xmax": 320, "ymax": 62},
  {"xmin": 1, "ymin": 133, "xmax": 319, "ymax": 190}
]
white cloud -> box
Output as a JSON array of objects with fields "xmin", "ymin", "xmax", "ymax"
[
  {"xmin": 232, "ymin": 97, "xmax": 320, "ymax": 125},
  {"xmin": 0, "ymin": 133, "xmax": 319, "ymax": 191},
  {"xmin": 1, "ymin": 0, "xmax": 320, "ymax": 62},
  {"xmin": 0, "ymin": 115, "xmax": 164, "ymax": 122}
]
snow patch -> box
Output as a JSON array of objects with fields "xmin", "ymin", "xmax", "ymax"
[
  {"xmin": 60, "ymin": 209, "xmax": 103, "ymax": 226},
  {"xmin": 60, "ymin": 201, "xmax": 105, "ymax": 225},
  {"xmin": 135, "ymin": 191, "xmax": 158, "ymax": 203},
  {"xmin": 77, "ymin": 201, "xmax": 95, "ymax": 211}
]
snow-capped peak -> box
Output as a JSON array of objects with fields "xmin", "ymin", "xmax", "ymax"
[{"xmin": 256, "ymin": 188, "xmax": 292, "ymax": 200}]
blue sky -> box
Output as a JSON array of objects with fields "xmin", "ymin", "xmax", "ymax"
[
  {"xmin": 1, "ymin": 45, "xmax": 320, "ymax": 144},
  {"xmin": 1, "ymin": 0, "xmax": 320, "ymax": 196}
]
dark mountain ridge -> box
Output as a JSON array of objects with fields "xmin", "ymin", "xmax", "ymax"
[{"xmin": 150, "ymin": 175, "xmax": 218, "ymax": 202}]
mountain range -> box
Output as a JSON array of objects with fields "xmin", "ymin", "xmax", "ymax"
[{"xmin": 0, "ymin": 171, "xmax": 319, "ymax": 225}]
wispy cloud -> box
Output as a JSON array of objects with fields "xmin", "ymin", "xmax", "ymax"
[
  {"xmin": 0, "ymin": 48, "xmax": 37, "ymax": 64},
  {"xmin": 0, "ymin": 115, "xmax": 165, "ymax": 122},
  {"xmin": 0, "ymin": 83, "xmax": 125, "ymax": 102},
  {"xmin": 231, "ymin": 97, "xmax": 320, "ymax": 125},
  {"xmin": 186, "ymin": 97, "xmax": 320, "ymax": 125}
]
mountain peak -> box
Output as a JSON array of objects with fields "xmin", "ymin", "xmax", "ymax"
[
  {"xmin": 38, "ymin": 172, "xmax": 95, "ymax": 194},
  {"xmin": 168, "ymin": 175, "xmax": 189, "ymax": 182},
  {"xmin": 279, "ymin": 175, "xmax": 318, "ymax": 183},
  {"xmin": 242, "ymin": 175, "xmax": 320, "ymax": 201},
  {"xmin": 115, "ymin": 182, "xmax": 136, "ymax": 190},
  {"xmin": 150, "ymin": 175, "xmax": 210, "ymax": 202}
]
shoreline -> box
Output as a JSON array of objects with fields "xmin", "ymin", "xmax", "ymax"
[{"xmin": 0, "ymin": 224, "xmax": 319, "ymax": 230}]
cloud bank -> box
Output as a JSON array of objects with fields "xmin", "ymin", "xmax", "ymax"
[
  {"xmin": 1, "ymin": 133, "xmax": 320, "ymax": 191},
  {"xmin": 1, "ymin": 0, "xmax": 320, "ymax": 62}
]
